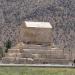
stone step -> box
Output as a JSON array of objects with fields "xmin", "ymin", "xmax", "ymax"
[
  {"xmin": 32, "ymin": 58, "xmax": 69, "ymax": 64},
  {"xmin": 23, "ymin": 44, "xmax": 51, "ymax": 49},
  {"xmin": 8, "ymin": 43, "xmax": 62, "ymax": 50},
  {"xmin": 15, "ymin": 58, "xmax": 34, "ymax": 64},
  {"xmin": 4, "ymin": 51, "xmax": 66, "ymax": 60},
  {"xmin": 2, "ymin": 57, "xmax": 16, "ymax": 64},
  {"xmin": 23, "ymin": 49, "xmax": 63, "ymax": 53},
  {"xmin": 8, "ymin": 47, "xmax": 63, "ymax": 53},
  {"xmin": 8, "ymin": 49, "xmax": 20, "ymax": 51},
  {"xmin": 8, "ymin": 49, "xmax": 22, "ymax": 53},
  {"xmin": 5, "ymin": 53, "xmax": 22, "ymax": 57},
  {"xmin": 2, "ymin": 57, "xmax": 69, "ymax": 64},
  {"xmin": 23, "ymin": 47, "xmax": 61, "ymax": 51},
  {"xmin": 2, "ymin": 57, "xmax": 34, "ymax": 64},
  {"xmin": 4, "ymin": 53, "xmax": 34, "ymax": 58}
]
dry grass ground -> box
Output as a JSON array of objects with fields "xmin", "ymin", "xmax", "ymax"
[{"xmin": 0, "ymin": 67, "xmax": 75, "ymax": 75}]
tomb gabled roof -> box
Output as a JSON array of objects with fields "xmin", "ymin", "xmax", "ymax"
[{"xmin": 24, "ymin": 21, "xmax": 52, "ymax": 28}]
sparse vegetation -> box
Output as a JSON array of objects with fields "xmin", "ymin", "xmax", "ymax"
[
  {"xmin": 0, "ymin": 67, "xmax": 74, "ymax": 75},
  {"xmin": 0, "ymin": 47, "xmax": 3, "ymax": 58}
]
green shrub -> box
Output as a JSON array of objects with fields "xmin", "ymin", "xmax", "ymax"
[
  {"xmin": 4, "ymin": 40, "xmax": 12, "ymax": 53},
  {"xmin": 0, "ymin": 47, "xmax": 3, "ymax": 58}
]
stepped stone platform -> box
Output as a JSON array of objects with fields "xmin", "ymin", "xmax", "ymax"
[{"xmin": 2, "ymin": 43, "xmax": 70, "ymax": 64}]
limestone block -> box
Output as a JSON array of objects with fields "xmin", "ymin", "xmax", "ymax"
[{"xmin": 20, "ymin": 21, "xmax": 52, "ymax": 45}]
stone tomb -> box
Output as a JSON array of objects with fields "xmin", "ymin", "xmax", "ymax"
[
  {"xmin": 2, "ymin": 21, "xmax": 70, "ymax": 64},
  {"xmin": 20, "ymin": 21, "xmax": 52, "ymax": 45}
]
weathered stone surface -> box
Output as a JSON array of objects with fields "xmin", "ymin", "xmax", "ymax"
[
  {"xmin": 20, "ymin": 21, "xmax": 52, "ymax": 45},
  {"xmin": 2, "ymin": 43, "xmax": 70, "ymax": 64}
]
